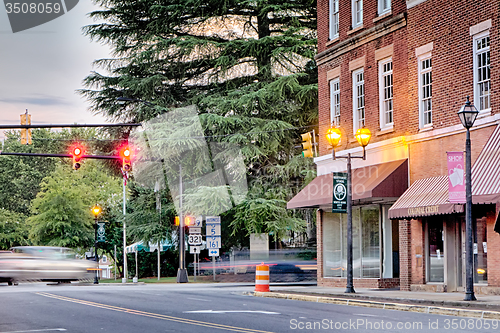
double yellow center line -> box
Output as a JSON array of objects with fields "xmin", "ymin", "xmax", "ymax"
[{"xmin": 36, "ymin": 292, "xmax": 273, "ymax": 333}]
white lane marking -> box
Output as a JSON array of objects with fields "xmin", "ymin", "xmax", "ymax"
[
  {"xmin": 184, "ymin": 310, "xmax": 280, "ymax": 315},
  {"xmin": 187, "ymin": 297, "xmax": 211, "ymax": 302},
  {"xmin": 0, "ymin": 329, "xmax": 66, "ymax": 333}
]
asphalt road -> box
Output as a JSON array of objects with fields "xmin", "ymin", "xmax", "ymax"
[{"xmin": 0, "ymin": 282, "xmax": 498, "ymax": 333}]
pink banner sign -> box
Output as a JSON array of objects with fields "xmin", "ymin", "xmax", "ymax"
[{"xmin": 447, "ymin": 151, "xmax": 465, "ymax": 203}]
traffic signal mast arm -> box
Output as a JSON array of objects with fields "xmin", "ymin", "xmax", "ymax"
[{"xmin": 0, "ymin": 152, "xmax": 120, "ymax": 159}]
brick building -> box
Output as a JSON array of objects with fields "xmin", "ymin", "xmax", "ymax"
[{"xmin": 288, "ymin": 0, "xmax": 500, "ymax": 292}]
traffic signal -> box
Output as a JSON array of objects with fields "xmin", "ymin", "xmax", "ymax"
[
  {"xmin": 184, "ymin": 215, "xmax": 194, "ymax": 226},
  {"xmin": 20, "ymin": 111, "xmax": 32, "ymax": 145},
  {"xmin": 301, "ymin": 132, "xmax": 313, "ymax": 158},
  {"xmin": 174, "ymin": 216, "xmax": 180, "ymax": 226},
  {"xmin": 120, "ymin": 146, "xmax": 132, "ymax": 172},
  {"xmin": 71, "ymin": 145, "xmax": 84, "ymax": 170}
]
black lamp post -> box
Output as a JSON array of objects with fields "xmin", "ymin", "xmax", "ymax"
[
  {"xmin": 91, "ymin": 205, "xmax": 102, "ymax": 285},
  {"xmin": 457, "ymin": 96, "xmax": 479, "ymax": 301},
  {"xmin": 326, "ymin": 126, "xmax": 372, "ymax": 293}
]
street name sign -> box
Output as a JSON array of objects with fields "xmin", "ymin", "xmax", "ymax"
[{"xmin": 332, "ymin": 172, "xmax": 348, "ymax": 213}]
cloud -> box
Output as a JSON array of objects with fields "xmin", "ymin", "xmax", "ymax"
[{"xmin": 0, "ymin": 94, "xmax": 71, "ymax": 106}]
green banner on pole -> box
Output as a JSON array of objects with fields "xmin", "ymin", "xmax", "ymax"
[
  {"xmin": 332, "ymin": 172, "xmax": 348, "ymax": 213},
  {"xmin": 97, "ymin": 222, "xmax": 106, "ymax": 242}
]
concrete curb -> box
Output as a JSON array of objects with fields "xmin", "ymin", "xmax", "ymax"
[{"xmin": 248, "ymin": 291, "xmax": 500, "ymax": 320}]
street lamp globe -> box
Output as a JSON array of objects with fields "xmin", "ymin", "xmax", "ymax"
[
  {"xmin": 326, "ymin": 127, "xmax": 342, "ymax": 147},
  {"xmin": 458, "ymin": 96, "xmax": 479, "ymax": 129},
  {"xmin": 354, "ymin": 127, "xmax": 372, "ymax": 148},
  {"xmin": 92, "ymin": 205, "xmax": 102, "ymax": 218}
]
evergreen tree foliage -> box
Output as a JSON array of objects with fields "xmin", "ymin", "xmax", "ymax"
[{"xmin": 80, "ymin": 0, "xmax": 318, "ymax": 244}]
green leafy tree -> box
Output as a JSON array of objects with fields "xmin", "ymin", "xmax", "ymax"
[
  {"xmin": 80, "ymin": 0, "xmax": 318, "ymax": 244},
  {"xmin": 0, "ymin": 209, "xmax": 29, "ymax": 249},
  {"xmin": 27, "ymin": 161, "xmax": 122, "ymax": 248}
]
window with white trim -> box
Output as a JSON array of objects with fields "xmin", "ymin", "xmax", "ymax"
[
  {"xmin": 329, "ymin": 0, "xmax": 339, "ymax": 40},
  {"xmin": 418, "ymin": 54, "xmax": 432, "ymax": 128},
  {"xmin": 353, "ymin": 68, "xmax": 365, "ymax": 131},
  {"xmin": 378, "ymin": 0, "xmax": 391, "ymax": 15},
  {"xmin": 330, "ymin": 78, "xmax": 340, "ymax": 126},
  {"xmin": 378, "ymin": 58, "xmax": 393, "ymax": 129},
  {"xmin": 352, "ymin": 0, "xmax": 363, "ymax": 28},
  {"xmin": 473, "ymin": 32, "xmax": 490, "ymax": 112}
]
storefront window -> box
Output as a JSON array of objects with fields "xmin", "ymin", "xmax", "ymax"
[
  {"xmin": 323, "ymin": 213, "xmax": 342, "ymax": 277},
  {"xmin": 323, "ymin": 206, "xmax": 381, "ymax": 278},
  {"xmin": 428, "ymin": 221, "xmax": 444, "ymax": 282},
  {"xmin": 362, "ymin": 207, "xmax": 380, "ymax": 278},
  {"xmin": 475, "ymin": 217, "xmax": 487, "ymax": 283}
]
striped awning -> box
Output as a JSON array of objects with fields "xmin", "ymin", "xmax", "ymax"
[
  {"xmin": 390, "ymin": 124, "xmax": 500, "ymax": 220},
  {"xmin": 388, "ymin": 176, "xmax": 464, "ymax": 219},
  {"xmin": 472, "ymin": 124, "xmax": 500, "ymax": 204}
]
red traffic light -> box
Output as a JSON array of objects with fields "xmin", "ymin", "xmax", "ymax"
[
  {"xmin": 119, "ymin": 146, "xmax": 132, "ymax": 172},
  {"xmin": 71, "ymin": 145, "xmax": 84, "ymax": 170}
]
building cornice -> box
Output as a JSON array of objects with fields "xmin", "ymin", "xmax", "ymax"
[{"xmin": 315, "ymin": 13, "xmax": 407, "ymax": 67}]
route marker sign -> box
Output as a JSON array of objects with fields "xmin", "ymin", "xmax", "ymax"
[
  {"xmin": 189, "ymin": 227, "xmax": 201, "ymax": 234},
  {"xmin": 206, "ymin": 223, "xmax": 221, "ymax": 237},
  {"xmin": 188, "ymin": 234, "xmax": 202, "ymax": 245},
  {"xmin": 209, "ymin": 249, "xmax": 219, "ymax": 257},
  {"xmin": 206, "ymin": 236, "xmax": 221, "ymax": 249}
]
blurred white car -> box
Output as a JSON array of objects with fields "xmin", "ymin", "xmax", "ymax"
[{"xmin": 0, "ymin": 246, "xmax": 96, "ymax": 285}]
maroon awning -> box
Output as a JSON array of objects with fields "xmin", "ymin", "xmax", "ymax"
[{"xmin": 287, "ymin": 159, "xmax": 408, "ymax": 209}]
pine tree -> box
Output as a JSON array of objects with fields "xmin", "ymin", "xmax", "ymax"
[{"xmin": 80, "ymin": 0, "xmax": 318, "ymax": 245}]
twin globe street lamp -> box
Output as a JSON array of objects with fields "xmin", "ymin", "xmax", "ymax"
[
  {"xmin": 326, "ymin": 126, "xmax": 372, "ymax": 293},
  {"xmin": 457, "ymin": 96, "xmax": 479, "ymax": 301}
]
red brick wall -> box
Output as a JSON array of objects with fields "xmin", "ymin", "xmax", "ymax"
[
  {"xmin": 399, "ymin": 219, "xmax": 412, "ymax": 290},
  {"xmin": 317, "ymin": 29, "xmax": 409, "ymax": 156},
  {"xmin": 410, "ymin": 218, "xmax": 425, "ymax": 284},
  {"xmin": 318, "ymin": 277, "xmax": 400, "ymax": 289},
  {"xmin": 409, "ymin": 126, "xmax": 496, "ymax": 182},
  {"xmin": 406, "ymin": 0, "xmax": 499, "ymax": 133}
]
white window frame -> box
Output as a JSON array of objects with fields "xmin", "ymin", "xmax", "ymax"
[
  {"xmin": 329, "ymin": 0, "xmax": 339, "ymax": 40},
  {"xmin": 378, "ymin": 0, "xmax": 391, "ymax": 16},
  {"xmin": 330, "ymin": 78, "xmax": 340, "ymax": 126},
  {"xmin": 378, "ymin": 58, "xmax": 393, "ymax": 130},
  {"xmin": 352, "ymin": 68, "xmax": 365, "ymax": 132},
  {"xmin": 352, "ymin": 0, "xmax": 363, "ymax": 29},
  {"xmin": 418, "ymin": 53, "xmax": 432, "ymax": 129},
  {"xmin": 473, "ymin": 31, "xmax": 491, "ymax": 114}
]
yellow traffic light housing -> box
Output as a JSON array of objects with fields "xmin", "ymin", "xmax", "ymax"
[
  {"xmin": 301, "ymin": 132, "xmax": 313, "ymax": 158},
  {"xmin": 20, "ymin": 111, "xmax": 32, "ymax": 145},
  {"xmin": 174, "ymin": 216, "xmax": 180, "ymax": 226}
]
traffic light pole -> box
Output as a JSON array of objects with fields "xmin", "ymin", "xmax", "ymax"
[
  {"xmin": 94, "ymin": 216, "xmax": 99, "ymax": 284},
  {"xmin": 122, "ymin": 178, "xmax": 128, "ymax": 283},
  {"xmin": 177, "ymin": 164, "xmax": 188, "ymax": 283}
]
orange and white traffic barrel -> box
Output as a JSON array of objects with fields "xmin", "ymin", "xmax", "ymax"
[{"xmin": 255, "ymin": 263, "xmax": 270, "ymax": 292}]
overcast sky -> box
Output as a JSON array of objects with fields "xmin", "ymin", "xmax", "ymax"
[{"xmin": 0, "ymin": 1, "xmax": 111, "ymax": 141}]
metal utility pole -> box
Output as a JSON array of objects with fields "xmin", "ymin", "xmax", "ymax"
[
  {"xmin": 177, "ymin": 164, "xmax": 188, "ymax": 282},
  {"xmin": 122, "ymin": 178, "xmax": 127, "ymax": 283}
]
